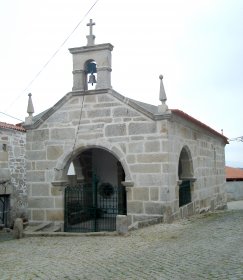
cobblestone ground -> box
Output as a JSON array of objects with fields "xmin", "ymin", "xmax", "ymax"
[{"xmin": 0, "ymin": 209, "xmax": 243, "ymax": 280}]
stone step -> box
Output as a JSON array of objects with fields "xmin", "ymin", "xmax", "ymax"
[
  {"xmin": 40, "ymin": 224, "xmax": 62, "ymax": 232},
  {"xmin": 128, "ymin": 216, "xmax": 163, "ymax": 231},
  {"xmin": 24, "ymin": 222, "xmax": 53, "ymax": 232}
]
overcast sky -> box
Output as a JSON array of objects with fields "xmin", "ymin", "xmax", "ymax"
[{"xmin": 0, "ymin": 0, "xmax": 242, "ymax": 167}]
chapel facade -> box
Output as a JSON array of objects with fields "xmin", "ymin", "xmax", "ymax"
[{"xmin": 19, "ymin": 20, "xmax": 228, "ymax": 231}]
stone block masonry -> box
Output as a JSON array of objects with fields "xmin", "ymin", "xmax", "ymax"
[
  {"xmin": 26, "ymin": 92, "xmax": 168, "ymax": 225},
  {"xmin": 0, "ymin": 127, "xmax": 27, "ymax": 226},
  {"xmin": 25, "ymin": 90, "xmax": 227, "ymax": 227}
]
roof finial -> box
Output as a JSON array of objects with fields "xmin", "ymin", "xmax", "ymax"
[
  {"xmin": 158, "ymin": 75, "xmax": 169, "ymax": 113},
  {"xmin": 86, "ymin": 19, "xmax": 96, "ymax": 46},
  {"xmin": 25, "ymin": 93, "xmax": 34, "ymax": 125},
  {"xmin": 27, "ymin": 93, "xmax": 34, "ymax": 116}
]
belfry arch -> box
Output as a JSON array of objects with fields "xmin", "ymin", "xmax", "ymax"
[
  {"xmin": 84, "ymin": 59, "xmax": 97, "ymax": 90},
  {"xmin": 178, "ymin": 146, "xmax": 195, "ymax": 207}
]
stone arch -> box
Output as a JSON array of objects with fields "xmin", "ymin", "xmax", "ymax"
[
  {"xmin": 75, "ymin": 147, "xmax": 125, "ymax": 187},
  {"xmin": 178, "ymin": 145, "xmax": 195, "ymax": 207},
  {"xmin": 178, "ymin": 145, "xmax": 194, "ymax": 180},
  {"xmin": 52, "ymin": 143, "xmax": 131, "ymax": 186},
  {"xmin": 64, "ymin": 145, "xmax": 128, "ymax": 232}
]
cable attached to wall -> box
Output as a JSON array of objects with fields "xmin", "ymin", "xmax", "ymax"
[
  {"xmin": 70, "ymin": 94, "xmax": 85, "ymax": 160},
  {"xmin": 54, "ymin": 94, "xmax": 85, "ymax": 174}
]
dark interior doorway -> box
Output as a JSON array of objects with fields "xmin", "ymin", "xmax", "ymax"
[
  {"xmin": 0, "ymin": 194, "xmax": 10, "ymax": 227},
  {"xmin": 178, "ymin": 146, "xmax": 193, "ymax": 207}
]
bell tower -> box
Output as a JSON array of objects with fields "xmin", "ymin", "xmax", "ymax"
[{"xmin": 69, "ymin": 19, "xmax": 113, "ymax": 91}]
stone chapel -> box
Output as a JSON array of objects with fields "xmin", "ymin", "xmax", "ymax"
[{"xmin": 1, "ymin": 20, "xmax": 228, "ymax": 232}]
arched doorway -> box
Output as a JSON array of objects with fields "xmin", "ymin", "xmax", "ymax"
[
  {"xmin": 64, "ymin": 148, "xmax": 127, "ymax": 232},
  {"xmin": 178, "ymin": 146, "xmax": 194, "ymax": 207}
]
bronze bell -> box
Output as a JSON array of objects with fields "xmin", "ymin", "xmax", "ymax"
[{"xmin": 88, "ymin": 73, "xmax": 96, "ymax": 85}]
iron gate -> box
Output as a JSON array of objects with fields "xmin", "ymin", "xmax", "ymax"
[
  {"xmin": 0, "ymin": 195, "xmax": 10, "ymax": 227},
  {"xmin": 64, "ymin": 182, "xmax": 126, "ymax": 232}
]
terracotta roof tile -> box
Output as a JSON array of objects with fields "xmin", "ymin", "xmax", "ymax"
[
  {"xmin": 0, "ymin": 122, "xmax": 26, "ymax": 132},
  {"xmin": 225, "ymin": 166, "xmax": 243, "ymax": 180}
]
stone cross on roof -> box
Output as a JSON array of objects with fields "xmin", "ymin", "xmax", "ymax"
[
  {"xmin": 87, "ymin": 19, "xmax": 95, "ymax": 35},
  {"xmin": 86, "ymin": 19, "xmax": 96, "ymax": 46}
]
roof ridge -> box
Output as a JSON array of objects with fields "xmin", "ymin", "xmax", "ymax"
[{"xmin": 171, "ymin": 109, "xmax": 228, "ymax": 144}]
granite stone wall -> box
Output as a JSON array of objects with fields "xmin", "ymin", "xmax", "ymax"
[
  {"xmin": 166, "ymin": 116, "xmax": 227, "ymax": 220},
  {"xmin": 0, "ymin": 128, "xmax": 27, "ymax": 226},
  {"xmin": 25, "ymin": 90, "xmax": 227, "ymax": 227}
]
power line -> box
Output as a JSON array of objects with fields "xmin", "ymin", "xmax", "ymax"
[
  {"xmin": 6, "ymin": 0, "xmax": 100, "ymax": 111},
  {"xmin": 0, "ymin": 112, "xmax": 24, "ymax": 122},
  {"xmin": 229, "ymin": 136, "xmax": 243, "ymax": 142}
]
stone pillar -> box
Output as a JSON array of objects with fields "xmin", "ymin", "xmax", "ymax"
[
  {"xmin": 116, "ymin": 215, "xmax": 128, "ymax": 235},
  {"xmin": 13, "ymin": 218, "xmax": 24, "ymax": 239},
  {"xmin": 121, "ymin": 181, "xmax": 134, "ymax": 202},
  {"xmin": 72, "ymin": 70, "xmax": 85, "ymax": 91},
  {"xmin": 96, "ymin": 67, "xmax": 112, "ymax": 89}
]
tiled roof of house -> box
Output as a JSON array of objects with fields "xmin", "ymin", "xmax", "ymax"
[
  {"xmin": 225, "ymin": 166, "xmax": 243, "ymax": 180},
  {"xmin": 0, "ymin": 121, "xmax": 26, "ymax": 132}
]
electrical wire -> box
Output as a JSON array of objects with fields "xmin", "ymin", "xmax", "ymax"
[
  {"xmin": 71, "ymin": 94, "xmax": 85, "ymax": 160},
  {"xmin": 0, "ymin": 112, "xmax": 24, "ymax": 122},
  {"xmin": 54, "ymin": 94, "xmax": 85, "ymax": 173},
  {"xmin": 5, "ymin": 0, "xmax": 100, "ymax": 112},
  {"xmin": 229, "ymin": 136, "xmax": 243, "ymax": 142}
]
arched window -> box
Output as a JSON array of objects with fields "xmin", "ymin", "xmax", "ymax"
[
  {"xmin": 178, "ymin": 146, "xmax": 193, "ymax": 179},
  {"xmin": 178, "ymin": 146, "xmax": 194, "ymax": 207}
]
